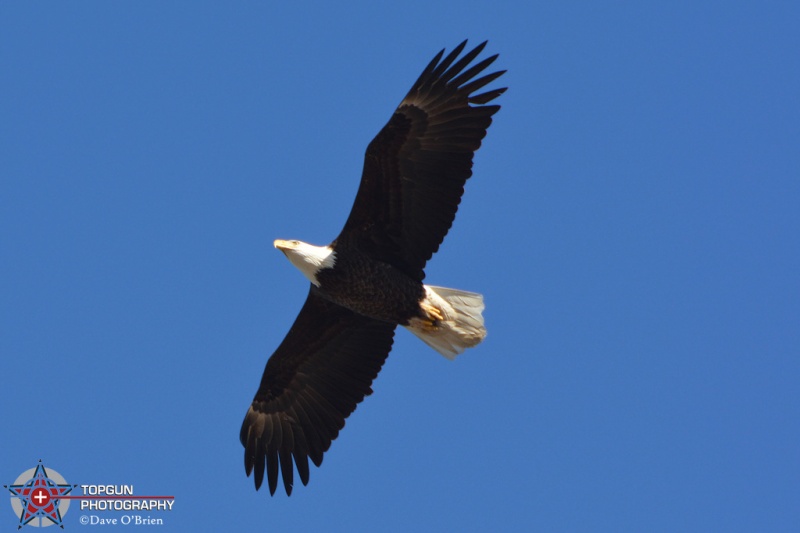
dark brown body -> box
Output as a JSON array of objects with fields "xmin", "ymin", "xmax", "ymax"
[{"xmin": 315, "ymin": 247, "xmax": 425, "ymax": 325}]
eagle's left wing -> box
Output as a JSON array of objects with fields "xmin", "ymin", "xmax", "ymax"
[{"xmin": 336, "ymin": 40, "xmax": 505, "ymax": 281}]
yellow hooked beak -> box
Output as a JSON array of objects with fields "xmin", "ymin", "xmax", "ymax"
[{"xmin": 273, "ymin": 239, "xmax": 297, "ymax": 251}]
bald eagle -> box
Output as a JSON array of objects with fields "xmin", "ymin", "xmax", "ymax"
[{"xmin": 241, "ymin": 41, "xmax": 505, "ymax": 495}]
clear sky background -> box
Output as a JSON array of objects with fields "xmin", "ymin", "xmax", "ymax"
[{"xmin": 2, "ymin": 2, "xmax": 798, "ymax": 532}]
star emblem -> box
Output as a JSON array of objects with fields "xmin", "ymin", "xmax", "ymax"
[{"xmin": 5, "ymin": 461, "xmax": 75, "ymax": 529}]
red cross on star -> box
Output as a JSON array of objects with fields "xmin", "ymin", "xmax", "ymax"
[{"xmin": 5, "ymin": 461, "xmax": 74, "ymax": 529}]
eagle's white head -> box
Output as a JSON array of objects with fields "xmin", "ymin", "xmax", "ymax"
[{"xmin": 274, "ymin": 239, "xmax": 336, "ymax": 287}]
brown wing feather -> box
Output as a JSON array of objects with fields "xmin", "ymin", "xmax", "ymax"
[
  {"xmin": 337, "ymin": 40, "xmax": 506, "ymax": 280},
  {"xmin": 240, "ymin": 286, "xmax": 396, "ymax": 495}
]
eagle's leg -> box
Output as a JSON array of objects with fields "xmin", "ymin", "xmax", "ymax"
[{"xmin": 418, "ymin": 301, "xmax": 444, "ymax": 330}]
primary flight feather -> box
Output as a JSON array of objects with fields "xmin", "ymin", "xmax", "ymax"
[{"xmin": 241, "ymin": 40, "xmax": 506, "ymax": 496}]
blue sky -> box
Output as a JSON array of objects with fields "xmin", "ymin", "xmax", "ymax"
[{"xmin": 2, "ymin": 2, "xmax": 798, "ymax": 531}]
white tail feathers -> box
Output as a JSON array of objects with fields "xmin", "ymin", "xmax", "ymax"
[{"xmin": 404, "ymin": 285, "xmax": 487, "ymax": 360}]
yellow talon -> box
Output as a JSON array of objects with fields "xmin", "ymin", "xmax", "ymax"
[{"xmin": 419, "ymin": 302, "xmax": 444, "ymax": 328}]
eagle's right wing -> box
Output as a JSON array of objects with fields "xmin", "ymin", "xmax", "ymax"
[{"xmin": 240, "ymin": 286, "xmax": 396, "ymax": 496}]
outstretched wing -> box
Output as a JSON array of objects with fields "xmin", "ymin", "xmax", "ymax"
[
  {"xmin": 337, "ymin": 40, "xmax": 506, "ymax": 281},
  {"xmin": 240, "ymin": 286, "xmax": 396, "ymax": 496}
]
